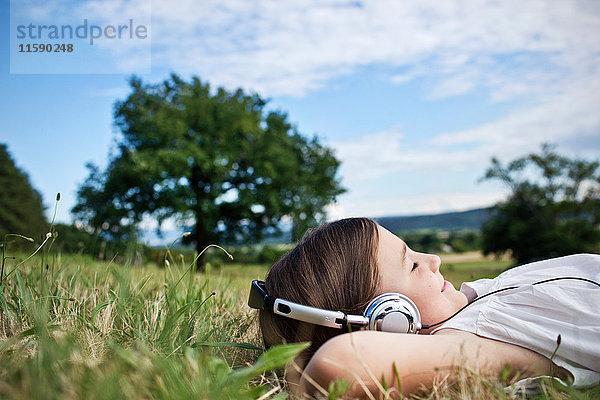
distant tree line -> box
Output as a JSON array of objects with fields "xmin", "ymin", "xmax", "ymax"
[
  {"xmin": 397, "ymin": 229, "xmax": 481, "ymax": 254},
  {"xmin": 51, "ymin": 222, "xmax": 291, "ymax": 267}
]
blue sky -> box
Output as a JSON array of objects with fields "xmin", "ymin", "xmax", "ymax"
[{"xmin": 2, "ymin": 0, "xmax": 599, "ymax": 242}]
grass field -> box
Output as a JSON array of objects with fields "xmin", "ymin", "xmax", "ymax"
[{"xmin": 0, "ymin": 242, "xmax": 597, "ymax": 399}]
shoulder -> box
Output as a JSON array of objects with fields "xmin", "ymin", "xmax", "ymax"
[
  {"xmin": 487, "ymin": 253, "xmax": 600, "ymax": 288},
  {"xmin": 516, "ymin": 254, "xmax": 600, "ymax": 272}
]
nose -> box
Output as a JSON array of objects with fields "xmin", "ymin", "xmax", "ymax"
[{"xmin": 427, "ymin": 254, "xmax": 441, "ymax": 273}]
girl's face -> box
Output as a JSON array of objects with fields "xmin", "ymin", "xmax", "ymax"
[{"xmin": 376, "ymin": 225, "xmax": 468, "ymax": 331}]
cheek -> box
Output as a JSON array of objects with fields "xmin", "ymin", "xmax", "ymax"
[
  {"xmin": 408, "ymin": 286, "xmax": 452, "ymax": 321},
  {"xmin": 401, "ymin": 276, "xmax": 434, "ymax": 304},
  {"xmin": 406, "ymin": 292, "xmax": 435, "ymax": 315}
]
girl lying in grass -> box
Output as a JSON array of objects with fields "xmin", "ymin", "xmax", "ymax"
[{"xmin": 250, "ymin": 218, "xmax": 600, "ymax": 398}]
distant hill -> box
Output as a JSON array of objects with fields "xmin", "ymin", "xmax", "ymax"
[{"xmin": 374, "ymin": 207, "xmax": 492, "ymax": 232}]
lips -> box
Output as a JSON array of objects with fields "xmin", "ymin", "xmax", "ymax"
[{"xmin": 442, "ymin": 280, "xmax": 450, "ymax": 292}]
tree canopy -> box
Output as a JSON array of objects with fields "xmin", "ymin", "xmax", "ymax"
[
  {"xmin": 73, "ymin": 75, "xmax": 345, "ymax": 263},
  {"xmin": 481, "ymin": 144, "xmax": 600, "ymax": 264},
  {"xmin": 0, "ymin": 144, "xmax": 47, "ymax": 241}
]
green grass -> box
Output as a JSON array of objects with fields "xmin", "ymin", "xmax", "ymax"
[
  {"xmin": 0, "ymin": 244, "xmax": 597, "ymax": 399},
  {"xmin": 0, "ymin": 245, "xmax": 301, "ymax": 399}
]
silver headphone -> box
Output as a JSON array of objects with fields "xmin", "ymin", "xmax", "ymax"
[{"xmin": 248, "ymin": 280, "xmax": 423, "ymax": 334}]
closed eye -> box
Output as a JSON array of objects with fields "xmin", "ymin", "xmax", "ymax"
[{"xmin": 411, "ymin": 262, "xmax": 418, "ymax": 271}]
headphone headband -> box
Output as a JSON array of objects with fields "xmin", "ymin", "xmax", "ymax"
[{"xmin": 249, "ymin": 280, "xmax": 369, "ymax": 329}]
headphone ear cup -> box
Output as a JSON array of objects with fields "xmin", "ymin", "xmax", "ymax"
[
  {"xmin": 379, "ymin": 311, "xmax": 411, "ymax": 333},
  {"xmin": 363, "ymin": 293, "xmax": 422, "ymax": 334}
]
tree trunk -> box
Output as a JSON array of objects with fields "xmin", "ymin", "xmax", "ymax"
[{"xmin": 191, "ymin": 163, "xmax": 209, "ymax": 272}]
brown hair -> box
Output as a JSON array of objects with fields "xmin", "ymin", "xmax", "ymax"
[{"xmin": 258, "ymin": 217, "xmax": 380, "ymax": 366}]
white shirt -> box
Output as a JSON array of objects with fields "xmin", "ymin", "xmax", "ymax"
[{"xmin": 433, "ymin": 254, "xmax": 600, "ymax": 387}]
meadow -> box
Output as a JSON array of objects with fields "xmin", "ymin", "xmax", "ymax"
[{"xmin": 0, "ymin": 240, "xmax": 597, "ymax": 400}]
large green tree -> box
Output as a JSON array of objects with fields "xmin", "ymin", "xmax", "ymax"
[
  {"xmin": 0, "ymin": 144, "xmax": 47, "ymax": 241},
  {"xmin": 481, "ymin": 144, "xmax": 600, "ymax": 264},
  {"xmin": 73, "ymin": 75, "xmax": 345, "ymax": 264}
]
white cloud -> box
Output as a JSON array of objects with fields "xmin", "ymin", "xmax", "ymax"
[
  {"xmin": 333, "ymin": 73, "xmax": 600, "ymax": 183},
  {"xmin": 431, "ymin": 79, "xmax": 600, "ymax": 156},
  {"xmin": 333, "ymin": 128, "xmax": 489, "ymax": 183},
  {"xmin": 26, "ymin": 1, "xmax": 600, "ymax": 103},
  {"xmin": 31, "ymin": 0, "xmax": 593, "ymax": 99},
  {"xmin": 333, "ymin": 129, "xmax": 405, "ymax": 180}
]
